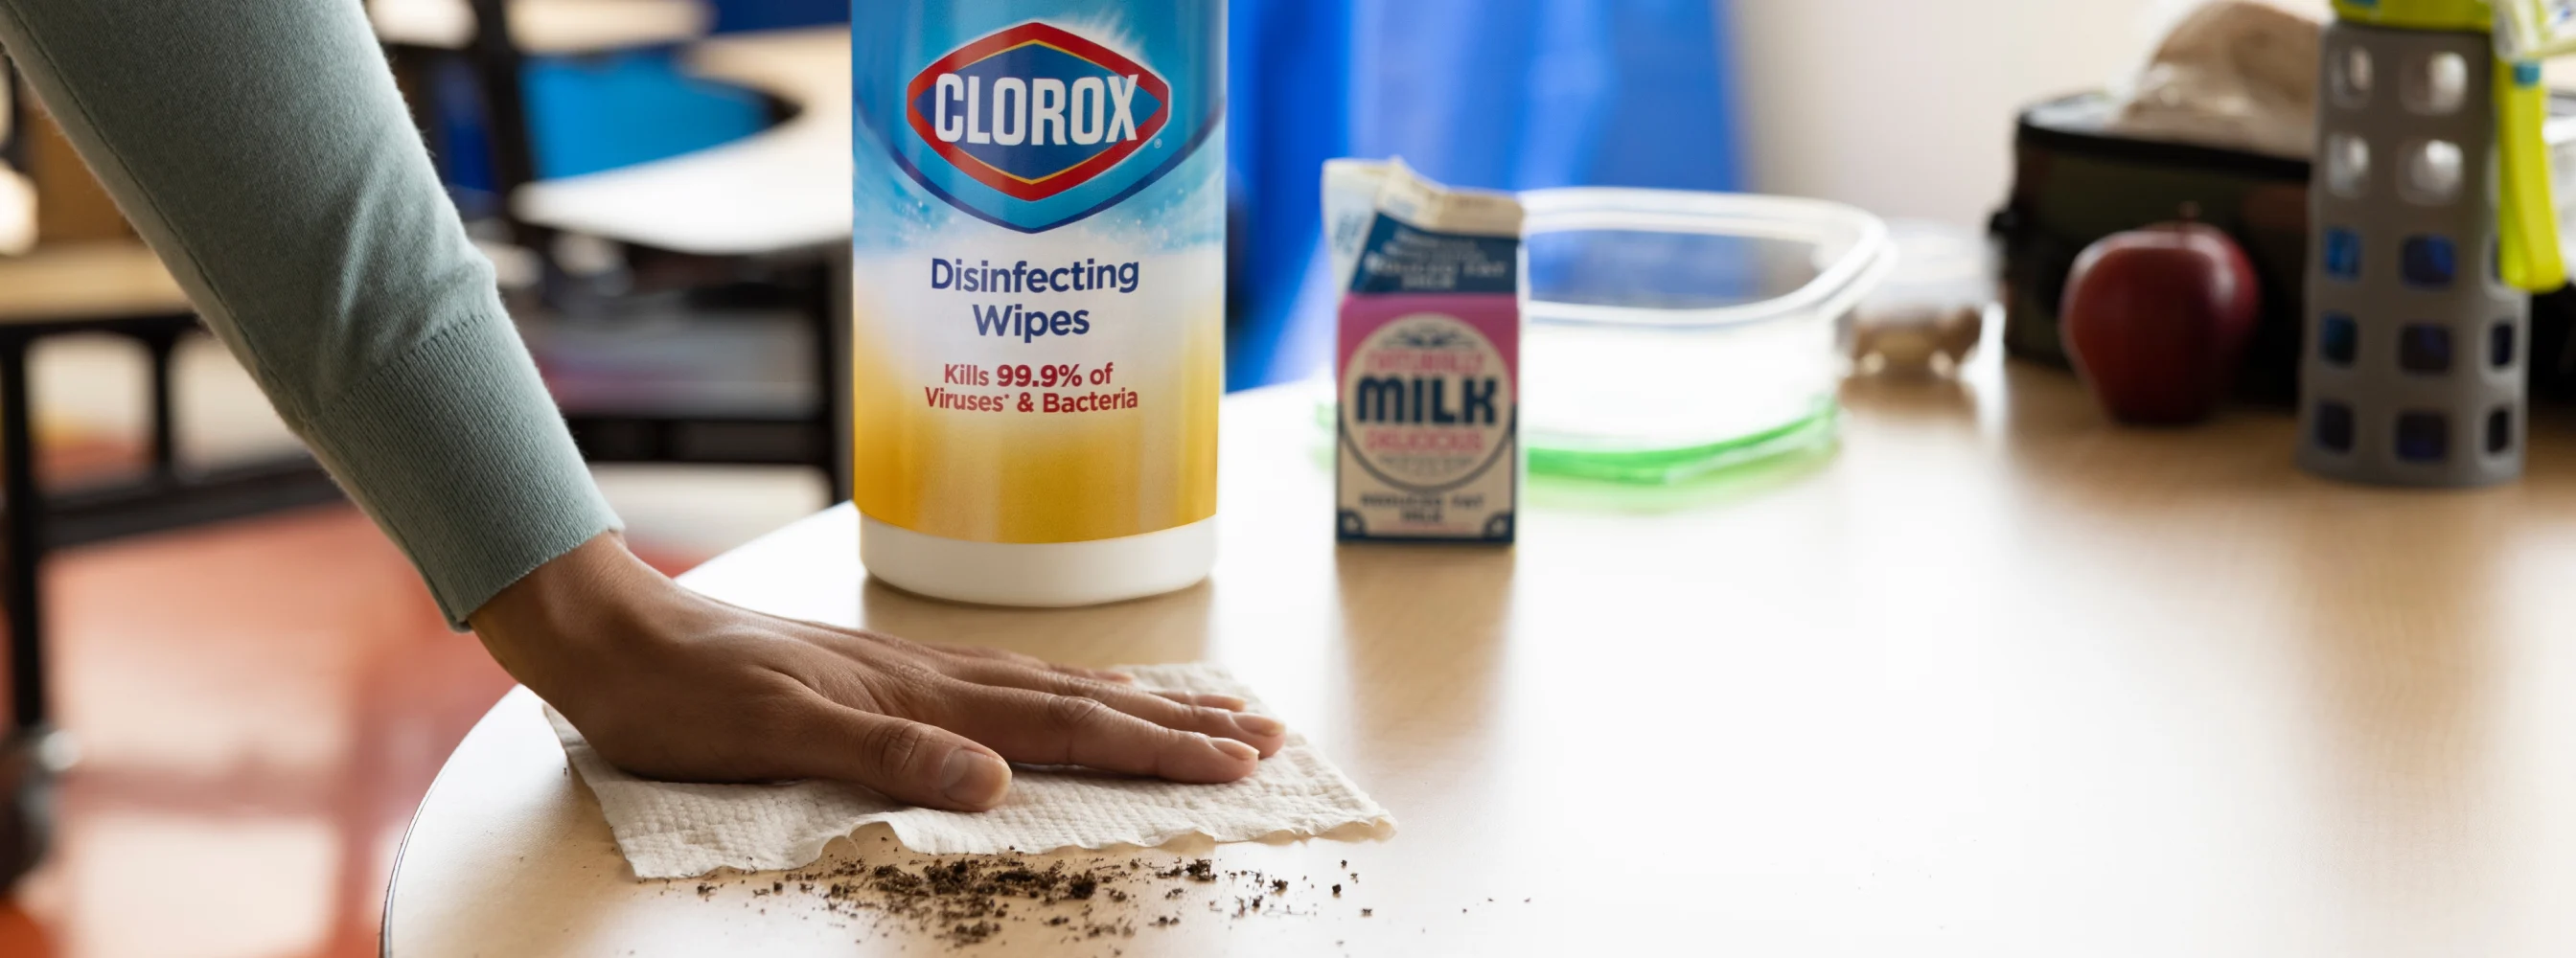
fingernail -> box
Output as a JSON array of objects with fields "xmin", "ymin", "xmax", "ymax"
[
  {"xmin": 1231, "ymin": 713, "xmax": 1284, "ymax": 737},
  {"xmin": 941, "ymin": 748, "xmax": 1011, "ymax": 808},
  {"xmin": 1099, "ymin": 671, "xmax": 1137, "ymax": 684},
  {"xmin": 1208, "ymin": 737, "xmax": 1259, "ymax": 763}
]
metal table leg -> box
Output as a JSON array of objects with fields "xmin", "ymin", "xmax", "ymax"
[
  {"xmin": 815, "ymin": 257, "xmax": 852, "ymax": 505},
  {"xmin": 142, "ymin": 327, "xmax": 182, "ymax": 489},
  {"xmin": 0, "ymin": 331, "xmax": 54, "ymax": 889},
  {"xmin": 3, "ymin": 333, "xmax": 43, "ymax": 735}
]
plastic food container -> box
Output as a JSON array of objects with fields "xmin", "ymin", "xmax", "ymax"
[
  {"xmin": 1519, "ymin": 188, "xmax": 1894, "ymax": 483},
  {"xmin": 1848, "ymin": 219, "xmax": 1995, "ymax": 376}
]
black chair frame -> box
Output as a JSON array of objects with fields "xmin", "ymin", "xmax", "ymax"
[{"xmin": 0, "ymin": 58, "xmax": 346, "ymax": 890}]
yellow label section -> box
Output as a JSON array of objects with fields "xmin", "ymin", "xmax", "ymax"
[{"xmin": 850, "ymin": 305, "xmax": 1220, "ymax": 544}]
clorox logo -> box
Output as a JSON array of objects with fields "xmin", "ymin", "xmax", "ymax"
[{"xmin": 895, "ymin": 22, "xmax": 1193, "ymax": 233}]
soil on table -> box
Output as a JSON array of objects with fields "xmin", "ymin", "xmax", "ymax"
[{"xmin": 670, "ymin": 839, "xmax": 1389, "ymax": 951}]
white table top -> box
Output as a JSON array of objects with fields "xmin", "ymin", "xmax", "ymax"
[
  {"xmin": 368, "ymin": 0, "xmax": 710, "ymax": 56},
  {"xmin": 512, "ymin": 27, "xmax": 851, "ymax": 257},
  {"xmin": 385, "ymin": 370, "xmax": 2576, "ymax": 955}
]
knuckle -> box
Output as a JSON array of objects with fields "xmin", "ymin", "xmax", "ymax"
[
  {"xmin": 1046, "ymin": 673, "xmax": 1131, "ymax": 703},
  {"xmin": 862, "ymin": 720, "xmax": 933, "ymax": 776},
  {"xmin": 862, "ymin": 665, "xmax": 948, "ymax": 717},
  {"xmin": 1042, "ymin": 694, "xmax": 1116, "ymax": 733}
]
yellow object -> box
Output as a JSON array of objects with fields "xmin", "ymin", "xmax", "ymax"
[
  {"xmin": 2333, "ymin": 0, "xmax": 2493, "ymax": 31},
  {"xmin": 2496, "ymin": 57, "xmax": 2568, "ymax": 292},
  {"xmin": 2333, "ymin": 0, "xmax": 2566, "ymax": 292},
  {"xmin": 2338, "ymin": 0, "xmax": 2493, "ymax": 30}
]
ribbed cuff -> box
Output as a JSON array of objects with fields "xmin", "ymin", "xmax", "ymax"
[{"xmin": 301, "ymin": 313, "xmax": 621, "ymax": 627}]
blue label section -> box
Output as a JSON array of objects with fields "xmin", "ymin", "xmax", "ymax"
[
  {"xmin": 855, "ymin": 2, "xmax": 1221, "ymax": 235},
  {"xmin": 1348, "ymin": 216, "xmax": 1522, "ymax": 295}
]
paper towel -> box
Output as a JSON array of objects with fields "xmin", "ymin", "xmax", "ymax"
[{"xmin": 550, "ymin": 662, "xmax": 1394, "ymax": 879}]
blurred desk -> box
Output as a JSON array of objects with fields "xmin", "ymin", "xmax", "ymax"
[
  {"xmin": 0, "ymin": 242, "xmax": 186, "ymax": 322},
  {"xmin": 0, "ymin": 240, "xmax": 342, "ymax": 794},
  {"xmin": 513, "ymin": 27, "xmax": 850, "ymax": 256},
  {"xmin": 385, "ymin": 364, "xmax": 2576, "ymax": 955},
  {"xmin": 0, "ymin": 240, "xmax": 192, "ymax": 846},
  {"xmin": 368, "ymin": 0, "xmax": 710, "ymax": 56}
]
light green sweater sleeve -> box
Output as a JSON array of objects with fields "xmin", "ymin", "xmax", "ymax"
[{"xmin": 0, "ymin": 0, "xmax": 622, "ymax": 626}]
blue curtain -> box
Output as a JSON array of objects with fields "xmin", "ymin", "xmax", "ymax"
[{"xmin": 1225, "ymin": 0, "xmax": 1745, "ymax": 390}]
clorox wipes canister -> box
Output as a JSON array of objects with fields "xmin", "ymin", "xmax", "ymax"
[{"xmin": 852, "ymin": 2, "xmax": 1223, "ymax": 605}]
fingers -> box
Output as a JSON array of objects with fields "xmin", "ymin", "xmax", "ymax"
[
  {"xmin": 777, "ymin": 696, "xmax": 1016, "ymax": 811},
  {"xmin": 1155, "ymin": 691, "xmax": 1250, "ymax": 711},
  {"xmin": 946, "ymin": 664, "xmax": 1286, "ymax": 758},
  {"xmin": 783, "ymin": 622, "xmax": 1275, "ymax": 783},
  {"xmin": 1001, "ymin": 652, "xmax": 1135, "ymax": 684},
  {"xmin": 1045, "ymin": 662, "xmax": 1137, "ymax": 684},
  {"xmin": 937, "ymin": 645, "xmax": 1135, "ymax": 683},
  {"xmin": 929, "ymin": 683, "xmax": 1263, "ymax": 784},
  {"xmin": 823, "ymin": 627, "xmax": 1137, "ymax": 683}
]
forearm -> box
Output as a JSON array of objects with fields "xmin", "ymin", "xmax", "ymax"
[{"xmin": 0, "ymin": 0, "xmax": 617, "ymax": 624}]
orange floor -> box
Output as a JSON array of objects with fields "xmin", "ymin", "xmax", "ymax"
[{"xmin": 0, "ymin": 502, "xmax": 702, "ymax": 958}]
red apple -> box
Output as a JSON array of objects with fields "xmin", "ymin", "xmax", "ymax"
[{"xmin": 2058, "ymin": 220, "xmax": 2262, "ymax": 424}]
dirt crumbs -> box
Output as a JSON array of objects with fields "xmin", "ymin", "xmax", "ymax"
[{"xmin": 678, "ymin": 853, "xmax": 1384, "ymax": 950}]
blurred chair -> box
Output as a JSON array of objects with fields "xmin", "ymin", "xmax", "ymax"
[
  {"xmin": 0, "ymin": 59, "xmax": 344, "ymax": 892},
  {"xmin": 378, "ymin": 0, "xmax": 852, "ymax": 501}
]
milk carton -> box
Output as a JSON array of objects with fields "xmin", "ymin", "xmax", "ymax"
[{"xmin": 1328, "ymin": 160, "xmax": 1522, "ymax": 543}]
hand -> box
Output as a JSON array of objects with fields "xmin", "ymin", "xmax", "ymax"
[{"xmin": 468, "ymin": 534, "xmax": 1286, "ymax": 810}]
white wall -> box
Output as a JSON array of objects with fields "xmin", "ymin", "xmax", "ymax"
[{"xmin": 1725, "ymin": 0, "xmax": 2331, "ymax": 229}]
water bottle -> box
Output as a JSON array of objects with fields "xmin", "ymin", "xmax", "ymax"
[{"xmin": 2300, "ymin": 0, "xmax": 2563, "ymax": 487}]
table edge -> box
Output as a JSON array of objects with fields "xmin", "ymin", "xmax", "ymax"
[{"xmin": 379, "ymin": 685, "xmax": 540, "ymax": 958}]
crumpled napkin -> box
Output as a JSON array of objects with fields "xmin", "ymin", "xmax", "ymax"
[{"xmin": 549, "ymin": 662, "xmax": 1394, "ymax": 878}]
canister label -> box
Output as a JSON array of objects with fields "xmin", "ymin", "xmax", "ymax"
[{"xmin": 853, "ymin": 3, "xmax": 1222, "ymax": 545}]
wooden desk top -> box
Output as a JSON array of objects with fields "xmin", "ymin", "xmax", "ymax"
[
  {"xmin": 0, "ymin": 241, "xmax": 190, "ymax": 324},
  {"xmin": 367, "ymin": 0, "xmax": 710, "ymax": 56},
  {"xmin": 384, "ymin": 363, "xmax": 2576, "ymax": 956},
  {"xmin": 513, "ymin": 27, "xmax": 850, "ymax": 257}
]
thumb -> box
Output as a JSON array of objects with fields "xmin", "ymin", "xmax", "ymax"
[{"xmin": 782, "ymin": 698, "xmax": 1014, "ymax": 810}]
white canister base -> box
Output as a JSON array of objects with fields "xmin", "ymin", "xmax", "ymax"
[{"xmin": 859, "ymin": 515, "xmax": 1216, "ymax": 607}]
